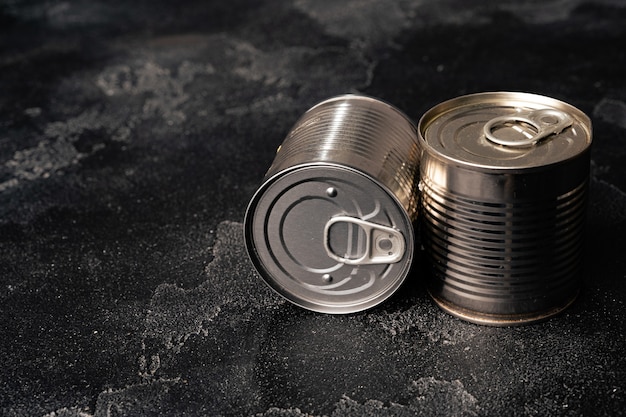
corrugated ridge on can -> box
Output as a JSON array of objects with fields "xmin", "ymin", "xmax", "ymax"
[
  {"xmin": 267, "ymin": 96, "xmax": 421, "ymax": 218},
  {"xmin": 418, "ymin": 92, "xmax": 592, "ymax": 325},
  {"xmin": 245, "ymin": 94, "xmax": 421, "ymax": 314}
]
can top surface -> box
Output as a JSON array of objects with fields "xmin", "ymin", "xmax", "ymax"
[
  {"xmin": 418, "ymin": 92, "xmax": 592, "ymax": 170},
  {"xmin": 244, "ymin": 164, "xmax": 414, "ymax": 314}
]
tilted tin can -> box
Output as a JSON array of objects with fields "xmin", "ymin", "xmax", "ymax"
[
  {"xmin": 418, "ymin": 92, "xmax": 592, "ymax": 325},
  {"xmin": 245, "ymin": 94, "xmax": 421, "ymax": 313}
]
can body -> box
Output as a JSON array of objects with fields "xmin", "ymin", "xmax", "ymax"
[
  {"xmin": 418, "ymin": 92, "xmax": 592, "ymax": 325},
  {"xmin": 245, "ymin": 94, "xmax": 421, "ymax": 313}
]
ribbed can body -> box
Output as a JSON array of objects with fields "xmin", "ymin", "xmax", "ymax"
[
  {"xmin": 418, "ymin": 92, "xmax": 592, "ymax": 325},
  {"xmin": 266, "ymin": 95, "xmax": 421, "ymax": 219},
  {"xmin": 245, "ymin": 94, "xmax": 421, "ymax": 313}
]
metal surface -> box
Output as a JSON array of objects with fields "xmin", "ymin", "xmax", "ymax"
[
  {"xmin": 483, "ymin": 108, "xmax": 573, "ymax": 147},
  {"xmin": 418, "ymin": 92, "xmax": 592, "ymax": 326},
  {"xmin": 323, "ymin": 216, "xmax": 406, "ymax": 265},
  {"xmin": 245, "ymin": 95, "xmax": 420, "ymax": 313}
]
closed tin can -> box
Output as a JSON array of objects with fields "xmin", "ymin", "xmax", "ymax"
[
  {"xmin": 418, "ymin": 92, "xmax": 592, "ymax": 325},
  {"xmin": 245, "ymin": 94, "xmax": 421, "ymax": 313}
]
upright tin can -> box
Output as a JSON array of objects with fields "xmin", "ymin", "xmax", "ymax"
[
  {"xmin": 418, "ymin": 92, "xmax": 592, "ymax": 326},
  {"xmin": 245, "ymin": 94, "xmax": 421, "ymax": 313}
]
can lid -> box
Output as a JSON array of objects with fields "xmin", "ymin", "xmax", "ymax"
[
  {"xmin": 418, "ymin": 92, "xmax": 592, "ymax": 170},
  {"xmin": 244, "ymin": 164, "xmax": 414, "ymax": 314}
]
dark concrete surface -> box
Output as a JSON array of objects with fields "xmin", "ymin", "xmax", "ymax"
[{"xmin": 1, "ymin": 1, "xmax": 626, "ymax": 416}]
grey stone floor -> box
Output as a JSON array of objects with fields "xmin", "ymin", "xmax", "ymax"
[{"xmin": 1, "ymin": 1, "xmax": 625, "ymax": 416}]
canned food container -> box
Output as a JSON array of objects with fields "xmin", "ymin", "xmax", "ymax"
[
  {"xmin": 418, "ymin": 92, "xmax": 592, "ymax": 325},
  {"xmin": 244, "ymin": 95, "xmax": 421, "ymax": 313}
]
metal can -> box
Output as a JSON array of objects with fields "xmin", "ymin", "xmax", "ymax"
[
  {"xmin": 244, "ymin": 94, "xmax": 421, "ymax": 313},
  {"xmin": 418, "ymin": 92, "xmax": 592, "ymax": 326}
]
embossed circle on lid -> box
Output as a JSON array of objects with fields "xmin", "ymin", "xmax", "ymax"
[
  {"xmin": 245, "ymin": 164, "xmax": 414, "ymax": 314},
  {"xmin": 419, "ymin": 92, "xmax": 592, "ymax": 170}
]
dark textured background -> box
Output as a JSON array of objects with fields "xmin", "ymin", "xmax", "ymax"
[{"xmin": 1, "ymin": 1, "xmax": 626, "ymax": 416}]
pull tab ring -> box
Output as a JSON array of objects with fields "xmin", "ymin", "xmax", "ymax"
[
  {"xmin": 323, "ymin": 216, "xmax": 405, "ymax": 265},
  {"xmin": 484, "ymin": 109, "xmax": 573, "ymax": 147}
]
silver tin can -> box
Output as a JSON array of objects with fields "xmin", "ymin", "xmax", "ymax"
[
  {"xmin": 245, "ymin": 94, "xmax": 421, "ymax": 313},
  {"xmin": 418, "ymin": 92, "xmax": 592, "ymax": 326}
]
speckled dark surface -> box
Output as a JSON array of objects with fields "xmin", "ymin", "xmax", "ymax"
[{"xmin": 1, "ymin": 1, "xmax": 626, "ymax": 416}]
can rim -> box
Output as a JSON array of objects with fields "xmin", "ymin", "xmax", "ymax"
[
  {"xmin": 417, "ymin": 91, "xmax": 593, "ymax": 172},
  {"xmin": 243, "ymin": 162, "xmax": 416, "ymax": 314},
  {"xmin": 428, "ymin": 288, "xmax": 580, "ymax": 326}
]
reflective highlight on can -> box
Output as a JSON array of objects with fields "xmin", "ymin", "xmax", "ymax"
[
  {"xmin": 418, "ymin": 92, "xmax": 592, "ymax": 325},
  {"xmin": 245, "ymin": 95, "xmax": 421, "ymax": 313}
]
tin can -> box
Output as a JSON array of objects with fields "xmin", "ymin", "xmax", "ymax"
[
  {"xmin": 244, "ymin": 94, "xmax": 421, "ymax": 313},
  {"xmin": 418, "ymin": 92, "xmax": 592, "ymax": 326}
]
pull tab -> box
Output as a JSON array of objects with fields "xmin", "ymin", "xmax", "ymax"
[
  {"xmin": 323, "ymin": 216, "xmax": 405, "ymax": 265},
  {"xmin": 484, "ymin": 109, "xmax": 573, "ymax": 147}
]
